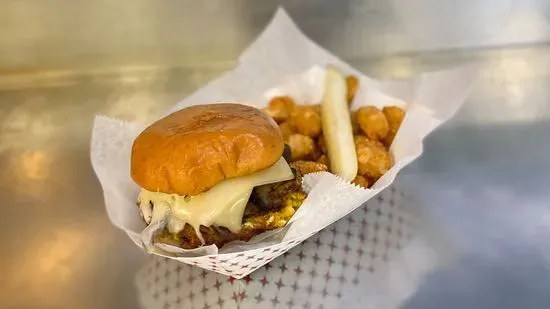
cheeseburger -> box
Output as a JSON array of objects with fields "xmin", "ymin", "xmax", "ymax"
[{"xmin": 131, "ymin": 103, "xmax": 308, "ymax": 249}]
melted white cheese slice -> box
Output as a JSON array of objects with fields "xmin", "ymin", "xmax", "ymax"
[{"xmin": 138, "ymin": 157, "xmax": 294, "ymax": 240}]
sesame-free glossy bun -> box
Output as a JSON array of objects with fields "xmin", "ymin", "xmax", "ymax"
[{"xmin": 131, "ymin": 103, "xmax": 284, "ymax": 196}]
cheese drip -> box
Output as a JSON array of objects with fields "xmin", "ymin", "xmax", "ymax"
[{"xmin": 138, "ymin": 157, "xmax": 294, "ymax": 241}]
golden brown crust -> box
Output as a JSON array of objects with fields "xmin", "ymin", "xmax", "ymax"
[
  {"xmin": 278, "ymin": 121, "xmax": 293, "ymax": 141},
  {"xmin": 289, "ymin": 106, "xmax": 322, "ymax": 137},
  {"xmin": 289, "ymin": 160, "xmax": 328, "ymax": 175},
  {"xmin": 287, "ymin": 134, "xmax": 319, "ymax": 161},
  {"xmin": 356, "ymin": 106, "xmax": 389, "ymax": 141},
  {"xmin": 382, "ymin": 106, "xmax": 406, "ymax": 146},
  {"xmin": 262, "ymin": 96, "xmax": 296, "ymax": 123},
  {"xmin": 317, "ymin": 154, "xmax": 330, "ymax": 168},
  {"xmin": 346, "ymin": 75, "xmax": 359, "ymax": 104},
  {"xmin": 352, "ymin": 175, "xmax": 371, "ymax": 188},
  {"xmin": 131, "ymin": 103, "xmax": 284, "ymax": 195},
  {"xmin": 350, "ymin": 110, "xmax": 360, "ymax": 134},
  {"xmin": 354, "ymin": 135, "xmax": 393, "ymax": 180}
]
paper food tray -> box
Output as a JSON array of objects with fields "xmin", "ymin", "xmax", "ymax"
[
  {"xmin": 135, "ymin": 179, "xmax": 450, "ymax": 309},
  {"xmin": 90, "ymin": 8, "xmax": 475, "ymax": 278}
]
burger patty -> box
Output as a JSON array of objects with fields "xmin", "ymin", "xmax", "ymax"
[
  {"xmin": 153, "ymin": 176, "xmax": 307, "ymax": 249},
  {"xmin": 149, "ymin": 158, "xmax": 327, "ymax": 249}
]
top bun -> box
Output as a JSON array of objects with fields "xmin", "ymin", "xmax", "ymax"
[{"xmin": 131, "ymin": 103, "xmax": 284, "ymax": 196}]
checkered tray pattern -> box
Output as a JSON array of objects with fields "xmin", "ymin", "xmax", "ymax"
[{"xmin": 135, "ymin": 182, "xmax": 433, "ymax": 309}]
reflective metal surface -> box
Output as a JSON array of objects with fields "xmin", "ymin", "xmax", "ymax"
[
  {"xmin": 1, "ymin": 1, "xmax": 550, "ymax": 309},
  {"xmin": 2, "ymin": 0, "xmax": 550, "ymax": 71}
]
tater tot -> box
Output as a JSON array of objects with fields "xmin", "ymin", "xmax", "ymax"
[
  {"xmin": 352, "ymin": 175, "xmax": 370, "ymax": 189},
  {"xmin": 289, "ymin": 106, "xmax": 322, "ymax": 137},
  {"xmin": 356, "ymin": 106, "xmax": 389, "ymax": 141},
  {"xmin": 350, "ymin": 110, "xmax": 360, "ymax": 134},
  {"xmin": 263, "ymin": 96, "xmax": 296, "ymax": 123},
  {"xmin": 290, "ymin": 160, "xmax": 328, "ymax": 175},
  {"xmin": 312, "ymin": 104, "xmax": 321, "ymax": 115},
  {"xmin": 354, "ymin": 135, "xmax": 393, "ymax": 180},
  {"xmin": 382, "ymin": 106, "xmax": 406, "ymax": 146},
  {"xmin": 346, "ymin": 75, "xmax": 359, "ymax": 105},
  {"xmin": 278, "ymin": 121, "xmax": 293, "ymax": 141},
  {"xmin": 287, "ymin": 134, "xmax": 319, "ymax": 161},
  {"xmin": 317, "ymin": 134, "xmax": 327, "ymax": 154},
  {"xmin": 317, "ymin": 154, "xmax": 330, "ymax": 168}
]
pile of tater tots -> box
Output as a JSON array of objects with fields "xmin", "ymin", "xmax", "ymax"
[{"xmin": 262, "ymin": 76, "xmax": 405, "ymax": 188}]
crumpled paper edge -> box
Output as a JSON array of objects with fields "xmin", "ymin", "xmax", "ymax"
[{"xmin": 91, "ymin": 7, "xmax": 477, "ymax": 259}]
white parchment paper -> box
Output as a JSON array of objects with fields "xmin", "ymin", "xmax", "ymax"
[{"xmin": 91, "ymin": 8, "xmax": 476, "ymax": 259}]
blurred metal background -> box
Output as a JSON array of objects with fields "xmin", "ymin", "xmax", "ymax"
[{"xmin": 1, "ymin": 1, "xmax": 549, "ymax": 309}]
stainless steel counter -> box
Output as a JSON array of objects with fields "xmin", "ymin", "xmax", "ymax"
[{"xmin": 1, "ymin": 1, "xmax": 550, "ymax": 309}]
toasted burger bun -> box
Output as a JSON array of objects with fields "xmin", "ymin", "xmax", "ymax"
[{"xmin": 131, "ymin": 103, "xmax": 284, "ymax": 196}]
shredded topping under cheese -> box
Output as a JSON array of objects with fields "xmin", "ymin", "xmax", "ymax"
[{"xmin": 138, "ymin": 157, "xmax": 294, "ymax": 243}]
